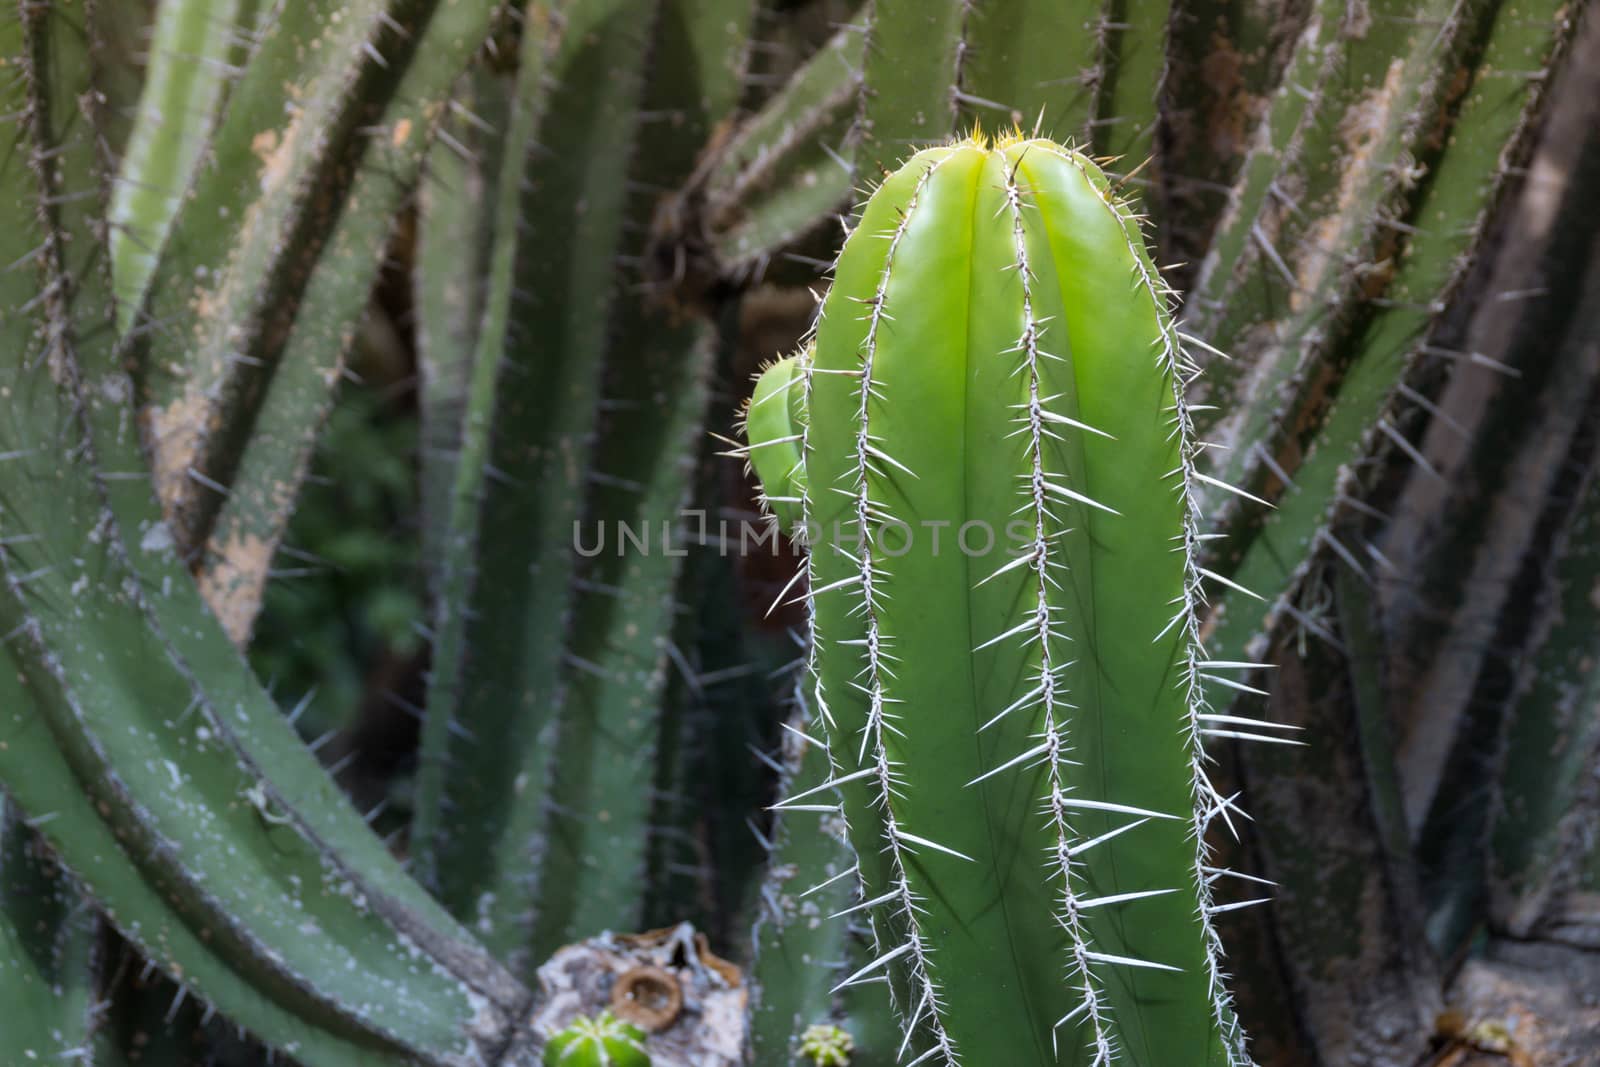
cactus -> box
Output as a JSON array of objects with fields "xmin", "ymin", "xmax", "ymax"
[
  {"xmin": 1203, "ymin": 0, "xmax": 1576, "ymax": 665},
  {"xmin": 746, "ymin": 693, "xmax": 865, "ymax": 1065},
  {"xmin": 743, "ymin": 350, "xmax": 809, "ymax": 536},
  {"xmin": 190, "ymin": 0, "xmax": 500, "ymax": 645},
  {"xmin": 745, "ymin": 132, "xmax": 1262, "ymax": 1065},
  {"xmin": 1491, "ymin": 436, "xmax": 1600, "ymax": 933},
  {"xmin": 693, "ymin": 19, "xmax": 866, "ymax": 277},
  {"xmin": 1091, "ymin": 0, "xmax": 1169, "ymax": 173},
  {"xmin": 108, "ymin": 0, "xmax": 252, "ymax": 330},
  {"xmin": 0, "ymin": 0, "xmax": 1593, "ymax": 1062},
  {"xmin": 688, "ymin": 0, "xmax": 1130, "ymax": 283},
  {"xmin": 543, "ymin": 1010, "xmax": 651, "ymax": 1067},
  {"xmin": 130, "ymin": 0, "xmax": 442, "ymax": 554},
  {"xmin": 1399, "ymin": 112, "xmax": 1600, "ymax": 952},
  {"xmin": 409, "ymin": 0, "xmax": 571, "ymax": 917},
  {"xmin": 414, "ymin": 67, "xmax": 508, "ymax": 577},
  {"xmin": 528, "ymin": 0, "xmax": 758, "ymax": 958},
  {"xmin": 413, "ymin": 0, "xmax": 761, "ymax": 968},
  {"xmin": 955, "ymin": 2, "xmax": 1099, "ymax": 140},
  {"xmin": 0, "ymin": 805, "xmax": 97, "ymax": 1064},
  {"xmin": 0, "ymin": 2, "xmax": 541, "ymax": 1063}
]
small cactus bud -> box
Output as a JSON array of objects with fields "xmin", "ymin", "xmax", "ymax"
[
  {"xmin": 543, "ymin": 1010, "xmax": 650, "ymax": 1067},
  {"xmin": 798, "ymin": 1022, "xmax": 854, "ymax": 1066}
]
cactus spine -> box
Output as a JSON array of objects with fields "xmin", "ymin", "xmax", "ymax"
[{"xmin": 749, "ymin": 133, "xmax": 1258, "ymax": 1065}]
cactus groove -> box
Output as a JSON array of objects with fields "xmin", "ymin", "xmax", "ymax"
[{"xmin": 750, "ymin": 132, "xmax": 1258, "ymax": 1065}]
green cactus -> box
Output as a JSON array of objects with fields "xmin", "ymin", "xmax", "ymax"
[
  {"xmin": 745, "ymin": 132, "xmax": 1268, "ymax": 1065},
  {"xmin": 694, "ymin": 19, "xmax": 866, "ymax": 275},
  {"xmin": 192, "ymin": 0, "xmax": 499, "ymax": 646},
  {"xmin": 746, "ymin": 691, "xmax": 867, "ymax": 1065},
  {"xmin": 1203, "ymin": 0, "xmax": 1576, "ymax": 666},
  {"xmin": 543, "ymin": 1011, "xmax": 650, "ymax": 1067},
  {"xmin": 528, "ymin": 0, "xmax": 757, "ymax": 958},
  {"xmin": 0, "ymin": 806, "xmax": 97, "ymax": 1064},
  {"xmin": 108, "ymin": 0, "xmax": 252, "ymax": 331},
  {"xmin": 1492, "ymin": 445, "xmax": 1600, "ymax": 933},
  {"xmin": 0, "ymin": 0, "xmax": 1592, "ymax": 1062}
]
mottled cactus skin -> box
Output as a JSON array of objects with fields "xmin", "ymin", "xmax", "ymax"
[
  {"xmin": 542, "ymin": 1011, "xmax": 650, "ymax": 1067},
  {"xmin": 748, "ymin": 134, "xmax": 1251, "ymax": 1066}
]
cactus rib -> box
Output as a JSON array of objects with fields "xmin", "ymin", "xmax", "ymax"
[
  {"xmin": 108, "ymin": 0, "xmax": 250, "ymax": 330},
  {"xmin": 415, "ymin": 69, "xmax": 508, "ymax": 579},
  {"xmin": 826, "ymin": 154, "xmax": 957, "ymax": 1064},
  {"xmin": 1002, "ymin": 157, "xmax": 1115, "ymax": 1062}
]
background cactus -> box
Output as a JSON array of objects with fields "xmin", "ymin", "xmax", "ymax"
[{"xmin": 0, "ymin": 0, "xmax": 1595, "ymax": 1064}]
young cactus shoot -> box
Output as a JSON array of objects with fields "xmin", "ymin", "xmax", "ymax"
[
  {"xmin": 746, "ymin": 132, "xmax": 1257, "ymax": 1065},
  {"xmin": 543, "ymin": 1010, "xmax": 650, "ymax": 1067}
]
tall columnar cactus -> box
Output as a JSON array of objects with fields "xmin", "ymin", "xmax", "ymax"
[{"xmin": 747, "ymin": 133, "xmax": 1270, "ymax": 1065}]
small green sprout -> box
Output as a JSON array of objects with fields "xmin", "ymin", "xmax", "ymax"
[{"xmin": 798, "ymin": 1022, "xmax": 854, "ymax": 1066}]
